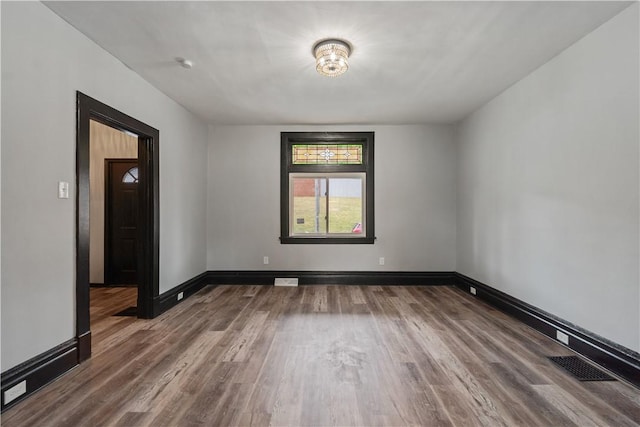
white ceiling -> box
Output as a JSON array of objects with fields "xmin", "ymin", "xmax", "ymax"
[{"xmin": 45, "ymin": 1, "xmax": 631, "ymax": 125}]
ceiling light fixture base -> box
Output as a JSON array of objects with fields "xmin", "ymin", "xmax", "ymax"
[{"xmin": 313, "ymin": 39, "xmax": 351, "ymax": 77}]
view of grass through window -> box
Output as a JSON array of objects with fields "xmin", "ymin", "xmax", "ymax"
[{"xmin": 291, "ymin": 176, "xmax": 363, "ymax": 235}]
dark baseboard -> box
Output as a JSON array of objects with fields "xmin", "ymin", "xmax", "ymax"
[
  {"xmin": 90, "ymin": 283, "xmax": 137, "ymax": 288},
  {"xmin": 77, "ymin": 331, "xmax": 91, "ymax": 362},
  {"xmin": 455, "ymin": 273, "xmax": 640, "ymax": 389},
  {"xmin": 1, "ymin": 339, "xmax": 78, "ymax": 412},
  {"xmin": 156, "ymin": 272, "xmax": 210, "ymax": 315},
  {"xmin": 156, "ymin": 270, "xmax": 453, "ymax": 314},
  {"xmin": 206, "ymin": 270, "xmax": 456, "ymax": 286}
]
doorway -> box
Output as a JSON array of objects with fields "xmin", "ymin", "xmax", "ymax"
[
  {"xmin": 76, "ymin": 92, "xmax": 159, "ymax": 362},
  {"xmin": 104, "ymin": 159, "xmax": 139, "ymax": 286}
]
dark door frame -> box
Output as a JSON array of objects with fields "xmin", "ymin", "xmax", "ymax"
[
  {"xmin": 104, "ymin": 158, "xmax": 139, "ymax": 286},
  {"xmin": 76, "ymin": 92, "xmax": 159, "ymax": 362}
]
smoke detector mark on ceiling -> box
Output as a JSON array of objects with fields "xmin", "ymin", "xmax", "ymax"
[{"xmin": 176, "ymin": 57, "xmax": 193, "ymax": 69}]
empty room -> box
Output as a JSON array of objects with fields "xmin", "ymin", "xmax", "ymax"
[{"xmin": 1, "ymin": 1, "xmax": 638, "ymax": 426}]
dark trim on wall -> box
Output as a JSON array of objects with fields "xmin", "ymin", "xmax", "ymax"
[
  {"xmin": 90, "ymin": 283, "xmax": 137, "ymax": 288},
  {"xmin": 1, "ymin": 339, "xmax": 78, "ymax": 412},
  {"xmin": 76, "ymin": 92, "xmax": 160, "ymax": 363},
  {"xmin": 280, "ymin": 132, "xmax": 375, "ymax": 244},
  {"xmin": 455, "ymin": 273, "xmax": 640, "ymax": 389},
  {"xmin": 206, "ymin": 270, "xmax": 456, "ymax": 286},
  {"xmin": 77, "ymin": 332, "xmax": 91, "ymax": 363},
  {"xmin": 157, "ymin": 272, "xmax": 210, "ymax": 315}
]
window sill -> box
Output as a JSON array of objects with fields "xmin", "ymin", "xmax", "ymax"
[{"xmin": 280, "ymin": 236, "xmax": 375, "ymax": 244}]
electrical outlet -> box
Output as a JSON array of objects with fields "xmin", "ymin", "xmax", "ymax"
[
  {"xmin": 556, "ymin": 330, "xmax": 569, "ymax": 345},
  {"xmin": 470, "ymin": 286, "xmax": 477, "ymax": 295},
  {"xmin": 177, "ymin": 292, "xmax": 184, "ymax": 301},
  {"xmin": 4, "ymin": 380, "xmax": 26, "ymax": 404},
  {"xmin": 263, "ymin": 256, "xmax": 269, "ymax": 265},
  {"xmin": 379, "ymin": 257, "xmax": 385, "ymax": 266}
]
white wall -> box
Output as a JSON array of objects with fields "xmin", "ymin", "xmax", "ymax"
[
  {"xmin": 207, "ymin": 125, "xmax": 457, "ymax": 272},
  {"xmin": 89, "ymin": 120, "xmax": 138, "ymax": 284},
  {"xmin": 1, "ymin": 2, "xmax": 208, "ymax": 371},
  {"xmin": 456, "ymin": 4, "xmax": 639, "ymax": 352}
]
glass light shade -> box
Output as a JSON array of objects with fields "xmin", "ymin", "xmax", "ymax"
[{"xmin": 314, "ymin": 39, "xmax": 350, "ymax": 77}]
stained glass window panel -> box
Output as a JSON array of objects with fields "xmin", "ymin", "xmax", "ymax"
[{"xmin": 292, "ymin": 144, "xmax": 362, "ymax": 165}]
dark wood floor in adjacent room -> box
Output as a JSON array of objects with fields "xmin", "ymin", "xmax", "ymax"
[{"xmin": 2, "ymin": 285, "xmax": 639, "ymax": 426}]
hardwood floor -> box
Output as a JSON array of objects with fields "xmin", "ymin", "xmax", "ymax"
[
  {"xmin": 88, "ymin": 286, "xmax": 138, "ymax": 349},
  {"xmin": 90, "ymin": 286, "xmax": 137, "ymax": 320},
  {"xmin": 2, "ymin": 285, "xmax": 638, "ymax": 426}
]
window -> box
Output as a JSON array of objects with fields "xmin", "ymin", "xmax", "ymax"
[
  {"xmin": 122, "ymin": 166, "xmax": 139, "ymax": 183},
  {"xmin": 281, "ymin": 132, "xmax": 374, "ymax": 244}
]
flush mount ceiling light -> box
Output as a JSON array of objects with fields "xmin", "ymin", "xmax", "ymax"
[{"xmin": 313, "ymin": 39, "xmax": 351, "ymax": 77}]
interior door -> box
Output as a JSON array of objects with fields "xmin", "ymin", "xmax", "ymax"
[{"xmin": 105, "ymin": 159, "xmax": 139, "ymax": 285}]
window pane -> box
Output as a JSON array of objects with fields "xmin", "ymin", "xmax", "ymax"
[
  {"xmin": 292, "ymin": 144, "xmax": 363, "ymax": 165},
  {"xmin": 328, "ymin": 178, "xmax": 363, "ymax": 234},
  {"xmin": 122, "ymin": 166, "xmax": 138, "ymax": 183},
  {"xmin": 291, "ymin": 177, "xmax": 327, "ymax": 235}
]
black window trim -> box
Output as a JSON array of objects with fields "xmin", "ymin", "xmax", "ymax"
[{"xmin": 280, "ymin": 131, "xmax": 375, "ymax": 244}]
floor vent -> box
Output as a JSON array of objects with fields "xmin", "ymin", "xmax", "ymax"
[
  {"xmin": 548, "ymin": 356, "xmax": 616, "ymax": 381},
  {"xmin": 113, "ymin": 306, "xmax": 137, "ymax": 317},
  {"xmin": 274, "ymin": 278, "xmax": 299, "ymax": 287}
]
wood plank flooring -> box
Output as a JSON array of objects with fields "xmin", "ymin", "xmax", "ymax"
[{"xmin": 2, "ymin": 285, "xmax": 638, "ymax": 426}]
